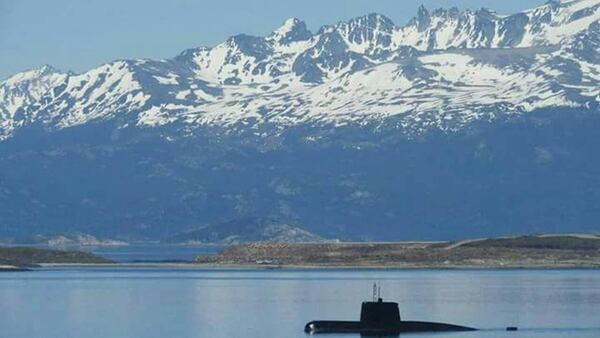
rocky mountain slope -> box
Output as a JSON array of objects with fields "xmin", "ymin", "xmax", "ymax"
[
  {"xmin": 0, "ymin": 0, "xmax": 599, "ymax": 241},
  {"xmin": 165, "ymin": 217, "xmax": 327, "ymax": 245},
  {"xmin": 12, "ymin": 232, "xmax": 127, "ymax": 247}
]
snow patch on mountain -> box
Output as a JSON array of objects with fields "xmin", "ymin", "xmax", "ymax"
[
  {"xmin": 0, "ymin": 65, "xmax": 69, "ymax": 138},
  {"xmin": 0, "ymin": 0, "xmax": 599, "ymax": 140}
]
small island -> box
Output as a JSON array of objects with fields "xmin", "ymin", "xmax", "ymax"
[
  {"xmin": 0, "ymin": 246, "xmax": 113, "ymax": 271},
  {"xmin": 195, "ymin": 234, "xmax": 600, "ymax": 269}
]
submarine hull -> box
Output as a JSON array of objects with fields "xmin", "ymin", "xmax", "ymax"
[
  {"xmin": 304, "ymin": 320, "xmax": 476, "ymax": 334},
  {"xmin": 398, "ymin": 321, "xmax": 477, "ymax": 332}
]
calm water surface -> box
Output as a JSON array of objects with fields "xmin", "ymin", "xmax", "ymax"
[{"xmin": 0, "ymin": 268, "xmax": 598, "ymax": 338}]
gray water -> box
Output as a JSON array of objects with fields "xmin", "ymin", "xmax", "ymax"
[{"xmin": 0, "ymin": 268, "xmax": 599, "ymax": 338}]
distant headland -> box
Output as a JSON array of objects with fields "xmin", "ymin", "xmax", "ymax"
[
  {"xmin": 195, "ymin": 234, "xmax": 600, "ymax": 269},
  {"xmin": 0, "ymin": 246, "xmax": 112, "ymax": 271}
]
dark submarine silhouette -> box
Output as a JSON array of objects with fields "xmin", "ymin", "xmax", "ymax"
[{"xmin": 305, "ymin": 285, "xmax": 476, "ymax": 335}]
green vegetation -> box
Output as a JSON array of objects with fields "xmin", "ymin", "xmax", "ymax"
[{"xmin": 0, "ymin": 246, "xmax": 112, "ymax": 268}]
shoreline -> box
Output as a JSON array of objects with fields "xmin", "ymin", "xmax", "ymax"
[
  {"xmin": 35, "ymin": 261, "xmax": 600, "ymax": 270},
  {"xmin": 0, "ymin": 264, "xmax": 30, "ymax": 272},
  {"xmin": 5, "ymin": 235, "xmax": 599, "ymax": 271},
  {"xmin": 194, "ymin": 238, "xmax": 600, "ymax": 270}
]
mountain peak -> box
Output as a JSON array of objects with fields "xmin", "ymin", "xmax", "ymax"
[
  {"xmin": 2, "ymin": 1, "xmax": 599, "ymax": 139},
  {"xmin": 475, "ymin": 7, "xmax": 497, "ymax": 18},
  {"xmin": 415, "ymin": 5, "xmax": 431, "ymax": 31},
  {"xmin": 270, "ymin": 17, "xmax": 312, "ymax": 44},
  {"xmin": 343, "ymin": 13, "xmax": 395, "ymax": 29},
  {"xmin": 38, "ymin": 64, "xmax": 58, "ymax": 74},
  {"xmin": 2, "ymin": 64, "xmax": 64, "ymax": 86}
]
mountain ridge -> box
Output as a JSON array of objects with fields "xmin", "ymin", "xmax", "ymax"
[
  {"xmin": 164, "ymin": 217, "xmax": 328, "ymax": 245},
  {"xmin": 0, "ymin": 1, "xmax": 599, "ymax": 241},
  {"xmin": 1, "ymin": 0, "xmax": 599, "ymax": 141}
]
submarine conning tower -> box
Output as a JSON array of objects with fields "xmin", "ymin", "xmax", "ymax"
[{"xmin": 360, "ymin": 298, "xmax": 400, "ymax": 326}]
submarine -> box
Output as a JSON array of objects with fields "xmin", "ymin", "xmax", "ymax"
[{"xmin": 305, "ymin": 286, "xmax": 476, "ymax": 335}]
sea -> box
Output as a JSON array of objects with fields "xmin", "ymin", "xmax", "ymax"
[{"xmin": 0, "ymin": 265, "xmax": 598, "ymax": 338}]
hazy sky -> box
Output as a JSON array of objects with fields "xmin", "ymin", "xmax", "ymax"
[{"xmin": 1, "ymin": 0, "xmax": 548, "ymax": 80}]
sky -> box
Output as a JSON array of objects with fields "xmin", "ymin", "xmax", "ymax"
[{"xmin": 0, "ymin": 0, "xmax": 548, "ymax": 80}]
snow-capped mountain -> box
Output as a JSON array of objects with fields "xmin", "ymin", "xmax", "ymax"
[
  {"xmin": 1, "ymin": 0, "xmax": 600, "ymax": 242},
  {"xmin": 1, "ymin": 0, "xmax": 599, "ymax": 141}
]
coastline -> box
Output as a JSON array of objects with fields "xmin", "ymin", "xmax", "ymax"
[
  {"xmin": 35, "ymin": 261, "xmax": 600, "ymax": 270},
  {"xmin": 194, "ymin": 238, "xmax": 600, "ymax": 270},
  {"xmin": 0, "ymin": 264, "xmax": 30, "ymax": 272},
  {"xmin": 5, "ymin": 235, "xmax": 599, "ymax": 271}
]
